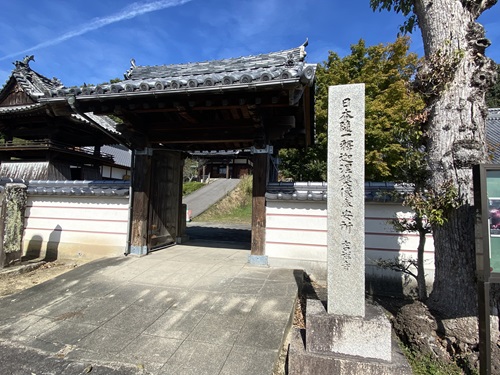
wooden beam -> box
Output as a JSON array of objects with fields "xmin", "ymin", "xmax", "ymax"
[
  {"xmin": 147, "ymin": 118, "xmax": 256, "ymax": 130},
  {"xmin": 178, "ymin": 111, "xmax": 198, "ymax": 124},
  {"xmin": 251, "ymin": 153, "xmax": 269, "ymax": 256},
  {"xmin": 303, "ymin": 86, "xmax": 313, "ymax": 146},
  {"xmin": 151, "ymin": 137, "xmax": 254, "ymax": 144},
  {"xmin": 241, "ymin": 106, "xmax": 251, "ymax": 119}
]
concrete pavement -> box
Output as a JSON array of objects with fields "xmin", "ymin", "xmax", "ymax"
[
  {"xmin": 183, "ymin": 179, "xmax": 240, "ymax": 219},
  {"xmin": 0, "ymin": 241, "xmax": 301, "ymax": 374}
]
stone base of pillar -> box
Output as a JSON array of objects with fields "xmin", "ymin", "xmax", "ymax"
[
  {"xmin": 129, "ymin": 245, "xmax": 148, "ymax": 256},
  {"xmin": 176, "ymin": 235, "xmax": 190, "ymax": 244},
  {"xmin": 288, "ymin": 299, "xmax": 411, "ymax": 375},
  {"xmin": 247, "ymin": 255, "xmax": 268, "ymax": 266}
]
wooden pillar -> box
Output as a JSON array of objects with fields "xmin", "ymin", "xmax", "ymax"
[
  {"xmin": 177, "ymin": 158, "xmax": 186, "ymax": 242},
  {"xmin": 250, "ymin": 152, "xmax": 269, "ymax": 261},
  {"xmin": 129, "ymin": 149, "xmax": 152, "ymax": 256}
]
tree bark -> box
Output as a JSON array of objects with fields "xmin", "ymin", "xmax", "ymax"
[
  {"xmin": 416, "ymin": 215, "xmax": 428, "ymax": 301},
  {"xmin": 412, "ymin": 0, "xmax": 497, "ymax": 317}
]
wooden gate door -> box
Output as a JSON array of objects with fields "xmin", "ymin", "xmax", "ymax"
[{"xmin": 148, "ymin": 150, "xmax": 182, "ymax": 250}]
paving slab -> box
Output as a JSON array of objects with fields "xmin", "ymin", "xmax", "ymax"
[{"xmin": 0, "ymin": 242, "xmax": 300, "ymax": 375}]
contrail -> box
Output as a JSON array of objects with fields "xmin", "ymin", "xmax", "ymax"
[{"xmin": 0, "ymin": 0, "xmax": 192, "ymax": 61}]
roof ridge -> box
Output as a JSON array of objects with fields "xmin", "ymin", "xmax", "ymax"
[
  {"xmin": 57, "ymin": 42, "xmax": 316, "ymax": 98},
  {"xmin": 4, "ymin": 55, "xmax": 65, "ymax": 101},
  {"xmin": 124, "ymin": 44, "xmax": 308, "ymax": 78},
  {"xmin": 489, "ymin": 108, "xmax": 500, "ymax": 119},
  {"xmin": 123, "ymin": 43, "xmax": 309, "ymax": 81}
]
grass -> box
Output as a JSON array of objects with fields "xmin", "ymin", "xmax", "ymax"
[
  {"xmin": 194, "ymin": 175, "xmax": 252, "ymax": 224},
  {"xmin": 401, "ymin": 345, "xmax": 474, "ymax": 375},
  {"xmin": 183, "ymin": 181, "xmax": 205, "ymax": 196}
]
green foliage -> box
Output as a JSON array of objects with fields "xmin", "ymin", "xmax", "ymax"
[
  {"xmin": 279, "ymin": 37, "xmax": 426, "ymax": 182},
  {"xmin": 279, "ymin": 144, "xmax": 327, "ymax": 181},
  {"xmin": 182, "ymin": 181, "xmax": 204, "ymax": 196},
  {"xmin": 183, "ymin": 157, "xmax": 205, "ymax": 182},
  {"xmin": 405, "ymin": 180, "xmax": 459, "ymax": 226},
  {"xmin": 414, "ymin": 49, "xmax": 465, "ymax": 98},
  {"xmin": 401, "ymin": 345, "xmax": 469, "ymax": 375},
  {"xmin": 370, "ymin": 0, "xmax": 417, "ymax": 34},
  {"xmin": 195, "ymin": 175, "xmax": 253, "ymax": 223},
  {"xmin": 106, "ymin": 114, "xmax": 123, "ymax": 124},
  {"xmin": 486, "ymin": 63, "xmax": 500, "ymax": 107}
]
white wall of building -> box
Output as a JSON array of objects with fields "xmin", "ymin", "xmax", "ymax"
[
  {"xmin": 265, "ymin": 199, "xmax": 435, "ymax": 295},
  {"xmin": 101, "ymin": 165, "xmax": 130, "ymax": 180},
  {"xmin": 23, "ymin": 195, "xmax": 129, "ymax": 260}
]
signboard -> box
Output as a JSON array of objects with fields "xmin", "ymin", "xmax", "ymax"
[
  {"xmin": 473, "ymin": 164, "xmax": 500, "ymax": 283},
  {"xmin": 473, "ymin": 164, "xmax": 499, "ymax": 375}
]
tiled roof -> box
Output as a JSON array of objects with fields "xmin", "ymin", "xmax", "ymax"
[
  {"xmin": 0, "ymin": 55, "xmax": 64, "ymax": 100},
  {"xmin": 0, "ymin": 57, "xmax": 123, "ymax": 142},
  {"xmin": 0, "ymin": 178, "xmax": 129, "ymax": 196},
  {"xmin": 100, "ymin": 145, "xmax": 131, "ymax": 168},
  {"xmin": 0, "ymin": 103, "xmax": 45, "ymax": 113},
  {"xmin": 265, "ymin": 181, "xmax": 413, "ymax": 202},
  {"xmin": 51, "ymin": 42, "xmax": 316, "ymax": 98},
  {"xmin": 487, "ymin": 108, "xmax": 500, "ymax": 163},
  {"xmin": 71, "ymin": 112, "xmax": 122, "ymax": 136}
]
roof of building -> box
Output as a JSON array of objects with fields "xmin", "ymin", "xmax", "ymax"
[
  {"xmin": 0, "ymin": 103, "xmax": 45, "ymax": 114},
  {"xmin": 100, "ymin": 145, "xmax": 131, "ymax": 168},
  {"xmin": 487, "ymin": 108, "xmax": 500, "ymax": 163},
  {"xmin": 0, "ymin": 178, "xmax": 129, "ymax": 196},
  {"xmin": 0, "ymin": 56, "xmax": 125, "ymax": 147},
  {"xmin": 72, "ymin": 112, "xmax": 122, "ymax": 136},
  {"xmin": 48, "ymin": 42, "xmax": 316, "ymax": 99},
  {"xmin": 265, "ymin": 181, "xmax": 414, "ymax": 202},
  {"xmin": 0, "ymin": 55, "xmax": 64, "ymax": 101}
]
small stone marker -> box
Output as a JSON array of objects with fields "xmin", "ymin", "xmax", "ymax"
[{"xmin": 327, "ymin": 83, "xmax": 365, "ymax": 317}]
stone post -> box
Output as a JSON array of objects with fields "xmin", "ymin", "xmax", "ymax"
[
  {"xmin": 327, "ymin": 83, "xmax": 365, "ymax": 317},
  {"xmin": 0, "ymin": 183, "xmax": 28, "ymax": 268},
  {"xmin": 288, "ymin": 84, "xmax": 410, "ymax": 374}
]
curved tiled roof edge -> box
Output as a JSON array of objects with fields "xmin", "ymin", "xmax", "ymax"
[
  {"xmin": 489, "ymin": 108, "xmax": 500, "ymax": 119},
  {"xmin": 1, "ymin": 55, "xmax": 65, "ymax": 101},
  {"xmin": 71, "ymin": 112, "xmax": 122, "ymax": 136},
  {"xmin": 0, "ymin": 178, "xmax": 130, "ymax": 197},
  {"xmin": 265, "ymin": 181, "xmax": 414, "ymax": 203},
  {"xmin": 49, "ymin": 42, "xmax": 317, "ymax": 98}
]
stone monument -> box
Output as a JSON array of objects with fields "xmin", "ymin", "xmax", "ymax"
[
  {"xmin": 327, "ymin": 83, "xmax": 366, "ymax": 317},
  {"xmin": 288, "ymin": 84, "xmax": 411, "ymax": 374}
]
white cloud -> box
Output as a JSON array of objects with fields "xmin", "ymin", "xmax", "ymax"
[{"xmin": 0, "ymin": 0, "xmax": 192, "ymax": 62}]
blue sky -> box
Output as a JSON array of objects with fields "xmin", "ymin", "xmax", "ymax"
[{"xmin": 0, "ymin": 0, "xmax": 498, "ymax": 88}]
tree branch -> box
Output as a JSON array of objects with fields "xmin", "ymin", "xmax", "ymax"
[{"xmin": 461, "ymin": 0, "xmax": 498, "ymax": 17}]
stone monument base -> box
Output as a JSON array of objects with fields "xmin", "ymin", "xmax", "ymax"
[{"xmin": 288, "ymin": 299, "xmax": 411, "ymax": 375}]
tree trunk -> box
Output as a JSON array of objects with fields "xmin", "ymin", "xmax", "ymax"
[
  {"xmin": 430, "ymin": 207, "xmax": 478, "ymax": 317},
  {"xmin": 414, "ymin": 0, "xmax": 497, "ymax": 317},
  {"xmin": 416, "ymin": 215, "xmax": 428, "ymax": 301}
]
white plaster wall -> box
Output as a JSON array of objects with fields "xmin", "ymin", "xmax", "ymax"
[
  {"xmin": 265, "ymin": 199, "xmax": 435, "ymax": 293},
  {"xmin": 23, "ymin": 195, "xmax": 129, "ymax": 260},
  {"xmin": 101, "ymin": 165, "xmax": 129, "ymax": 180}
]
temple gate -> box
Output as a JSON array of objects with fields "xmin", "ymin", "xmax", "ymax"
[{"xmin": 39, "ymin": 42, "xmax": 317, "ymax": 259}]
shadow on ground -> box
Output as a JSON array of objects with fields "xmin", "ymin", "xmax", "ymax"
[{"xmin": 186, "ymin": 222, "xmax": 251, "ymax": 249}]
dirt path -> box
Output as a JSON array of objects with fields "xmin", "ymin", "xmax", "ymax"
[{"xmin": 0, "ymin": 261, "xmax": 83, "ymax": 298}]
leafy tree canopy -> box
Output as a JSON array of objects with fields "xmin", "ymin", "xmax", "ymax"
[
  {"xmin": 370, "ymin": 0, "xmax": 417, "ymax": 33},
  {"xmin": 279, "ymin": 36, "xmax": 425, "ymax": 182}
]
